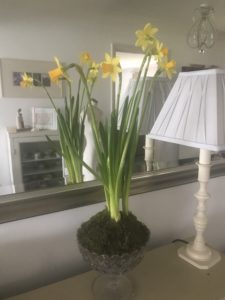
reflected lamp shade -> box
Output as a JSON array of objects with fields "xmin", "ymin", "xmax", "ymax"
[
  {"xmin": 124, "ymin": 76, "xmax": 178, "ymax": 171},
  {"xmin": 123, "ymin": 76, "xmax": 175, "ymax": 134},
  {"xmin": 149, "ymin": 68, "xmax": 225, "ymax": 152},
  {"xmin": 139, "ymin": 77, "xmax": 176, "ymax": 135},
  {"xmin": 149, "ymin": 68, "xmax": 225, "ymax": 269}
]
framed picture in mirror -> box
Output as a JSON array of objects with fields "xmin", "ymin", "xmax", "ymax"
[
  {"xmin": 32, "ymin": 107, "xmax": 57, "ymax": 130},
  {"xmin": 0, "ymin": 58, "xmax": 64, "ymax": 98}
]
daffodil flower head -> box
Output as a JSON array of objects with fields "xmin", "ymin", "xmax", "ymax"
[
  {"xmin": 101, "ymin": 53, "xmax": 122, "ymax": 82},
  {"xmin": 80, "ymin": 52, "xmax": 92, "ymax": 66},
  {"xmin": 48, "ymin": 57, "xmax": 71, "ymax": 83},
  {"xmin": 87, "ymin": 62, "xmax": 99, "ymax": 83},
  {"xmin": 152, "ymin": 41, "xmax": 170, "ymax": 65},
  {"xmin": 20, "ymin": 73, "xmax": 33, "ymax": 88},
  {"xmin": 160, "ymin": 58, "xmax": 176, "ymax": 79},
  {"xmin": 162, "ymin": 47, "xmax": 169, "ymax": 56},
  {"xmin": 135, "ymin": 23, "xmax": 159, "ymax": 53},
  {"xmin": 151, "ymin": 40, "xmax": 163, "ymax": 56}
]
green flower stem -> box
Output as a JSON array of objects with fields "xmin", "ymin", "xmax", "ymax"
[
  {"xmin": 57, "ymin": 115, "xmax": 83, "ymax": 183},
  {"xmin": 73, "ymin": 64, "xmax": 104, "ymax": 162},
  {"xmin": 71, "ymin": 64, "xmax": 120, "ymax": 221},
  {"xmin": 120, "ymin": 58, "xmax": 157, "ymax": 210},
  {"xmin": 43, "ymin": 85, "xmax": 58, "ymax": 111},
  {"xmin": 124, "ymin": 54, "xmax": 148, "ymax": 117},
  {"xmin": 113, "ymin": 55, "xmax": 152, "ymax": 216},
  {"xmin": 108, "ymin": 190, "xmax": 120, "ymax": 221},
  {"xmin": 63, "ymin": 55, "xmax": 164, "ymax": 221},
  {"xmin": 81, "ymin": 159, "xmax": 101, "ymax": 181},
  {"xmin": 43, "ymin": 80, "xmax": 85, "ymax": 184},
  {"xmin": 117, "ymin": 55, "xmax": 148, "ymax": 159},
  {"xmin": 115, "ymin": 56, "xmax": 151, "ymax": 200},
  {"xmin": 68, "ymin": 81, "xmax": 73, "ymax": 130}
]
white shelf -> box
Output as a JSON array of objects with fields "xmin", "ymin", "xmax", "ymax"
[
  {"xmin": 22, "ymin": 157, "xmax": 61, "ymax": 163},
  {"xmin": 23, "ymin": 167, "xmax": 62, "ymax": 177},
  {"xmin": 6, "ymin": 129, "xmax": 63, "ymax": 192}
]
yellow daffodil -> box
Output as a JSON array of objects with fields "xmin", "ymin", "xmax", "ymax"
[
  {"xmin": 20, "ymin": 73, "xmax": 33, "ymax": 88},
  {"xmin": 153, "ymin": 41, "xmax": 170, "ymax": 64},
  {"xmin": 87, "ymin": 62, "xmax": 99, "ymax": 83},
  {"xmin": 48, "ymin": 57, "xmax": 71, "ymax": 83},
  {"xmin": 160, "ymin": 59, "xmax": 176, "ymax": 79},
  {"xmin": 135, "ymin": 23, "xmax": 158, "ymax": 52},
  {"xmin": 161, "ymin": 47, "xmax": 169, "ymax": 56},
  {"xmin": 80, "ymin": 52, "xmax": 92, "ymax": 66},
  {"xmin": 48, "ymin": 57, "xmax": 64, "ymax": 82},
  {"xmin": 151, "ymin": 40, "xmax": 163, "ymax": 56},
  {"xmin": 101, "ymin": 53, "xmax": 122, "ymax": 82}
]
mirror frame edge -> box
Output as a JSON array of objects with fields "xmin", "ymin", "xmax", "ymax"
[{"xmin": 0, "ymin": 161, "xmax": 224, "ymax": 224}]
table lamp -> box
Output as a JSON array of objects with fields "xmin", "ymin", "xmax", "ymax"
[{"xmin": 149, "ymin": 68, "xmax": 225, "ymax": 269}]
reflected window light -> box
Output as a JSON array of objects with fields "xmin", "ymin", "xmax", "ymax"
[{"xmin": 115, "ymin": 51, "xmax": 157, "ymax": 105}]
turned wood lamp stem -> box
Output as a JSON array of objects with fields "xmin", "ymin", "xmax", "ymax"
[{"xmin": 178, "ymin": 148, "xmax": 221, "ymax": 269}]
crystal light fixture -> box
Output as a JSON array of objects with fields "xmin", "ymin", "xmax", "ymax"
[{"xmin": 187, "ymin": 3, "xmax": 216, "ymax": 54}]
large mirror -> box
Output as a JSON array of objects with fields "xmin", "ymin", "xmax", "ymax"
[{"xmin": 0, "ymin": 0, "xmax": 225, "ymax": 223}]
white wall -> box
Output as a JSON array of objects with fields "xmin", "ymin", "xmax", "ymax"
[
  {"xmin": 0, "ymin": 1, "xmax": 225, "ymax": 298},
  {"xmin": 0, "ymin": 0, "xmax": 223, "ymax": 126},
  {"xmin": 1, "ymin": 176, "xmax": 225, "ymax": 298}
]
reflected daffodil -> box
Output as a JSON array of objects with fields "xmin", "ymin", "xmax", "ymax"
[
  {"xmin": 87, "ymin": 62, "xmax": 99, "ymax": 83},
  {"xmin": 135, "ymin": 23, "xmax": 158, "ymax": 52},
  {"xmin": 160, "ymin": 59, "xmax": 176, "ymax": 79},
  {"xmin": 20, "ymin": 73, "xmax": 33, "ymax": 88},
  {"xmin": 151, "ymin": 40, "xmax": 163, "ymax": 56},
  {"xmin": 153, "ymin": 41, "xmax": 169, "ymax": 63},
  {"xmin": 48, "ymin": 57, "xmax": 71, "ymax": 83},
  {"xmin": 161, "ymin": 47, "xmax": 169, "ymax": 56},
  {"xmin": 80, "ymin": 52, "xmax": 92, "ymax": 66},
  {"xmin": 101, "ymin": 53, "xmax": 122, "ymax": 81}
]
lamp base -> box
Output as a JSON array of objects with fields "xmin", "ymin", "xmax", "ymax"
[{"xmin": 178, "ymin": 244, "xmax": 221, "ymax": 269}]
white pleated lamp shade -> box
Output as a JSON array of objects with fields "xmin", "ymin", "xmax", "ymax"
[{"xmin": 149, "ymin": 69, "xmax": 225, "ymax": 151}]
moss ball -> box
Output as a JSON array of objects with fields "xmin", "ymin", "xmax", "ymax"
[{"xmin": 77, "ymin": 209, "xmax": 150, "ymax": 255}]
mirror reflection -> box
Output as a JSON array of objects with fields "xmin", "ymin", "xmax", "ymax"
[{"xmin": 0, "ymin": 0, "xmax": 224, "ymax": 197}]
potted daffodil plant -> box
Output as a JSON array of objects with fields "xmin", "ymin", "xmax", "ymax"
[
  {"xmin": 76, "ymin": 24, "xmax": 175, "ymax": 297},
  {"xmin": 75, "ymin": 23, "xmax": 175, "ymax": 256},
  {"xmin": 21, "ymin": 22, "xmax": 176, "ymax": 297}
]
